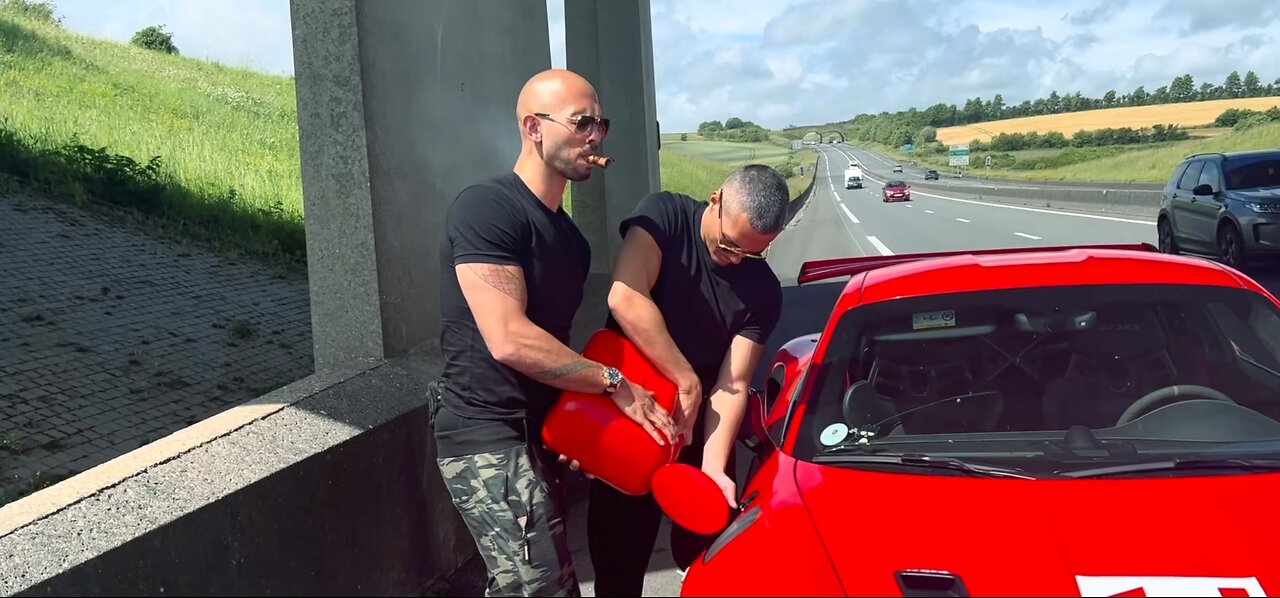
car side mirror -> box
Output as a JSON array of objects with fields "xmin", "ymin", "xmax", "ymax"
[{"xmin": 1192, "ymin": 183, "xmax": 1214, "ymax": 196}]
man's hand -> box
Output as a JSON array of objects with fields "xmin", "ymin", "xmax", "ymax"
[
  {"xmin": 611, "ymin": 377, "xmax": 677, "ymax": 445},
  {"xmin": 674, "ymin": 377, "xmax": 703, "ymax": 447},
  {"xmin": 556, "ymin": 454, "xmax": 595, "ymax": 479},
  {"xmin": 702, "ymin": 466, "xmax": 737, "ymax": 508}
]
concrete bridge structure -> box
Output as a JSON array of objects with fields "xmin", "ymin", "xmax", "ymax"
[{"xmin": 0, "ymin": 0, "xmax": 661, "ymax": 594}]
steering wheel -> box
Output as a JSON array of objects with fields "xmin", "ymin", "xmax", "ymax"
[{"xmin": 1115, "ymin": 384, "xmax": 1235, "ymax": 426}]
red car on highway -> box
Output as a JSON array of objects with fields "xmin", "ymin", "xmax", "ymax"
[
  {"xmin": 882, "ymin": 180, "xmax": 911, "ymax": 202},
  {"xmin": 660, "ymin": 243, "xmax": 1280, "ymax": 597}
]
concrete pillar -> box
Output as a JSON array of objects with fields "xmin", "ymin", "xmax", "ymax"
[
  {"xmin": 291, "ymin": 0, "xmax": 552, "ymax": 368},
  {"xmin": 563, "ymin": 0, "xmax": 661, "ymax": 348},
  {"xmin": 564, "ymin": 0, "xmax": 661, "ymax": 274}
]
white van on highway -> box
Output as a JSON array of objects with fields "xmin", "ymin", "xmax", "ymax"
[{"xmin": 844, "ymin": 167, "xmax": 864, "ymax": 189}]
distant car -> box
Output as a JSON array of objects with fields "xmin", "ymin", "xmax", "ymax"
[
  {"xmin": 844, "ymin": 167, "xmax": 864, "ymax": 190},
  {"xmin": 893, "ymin": 165, "xmax": 903, "ymax": 173},
  {"xmin": 882, "ymin": 180, "xmax": 910, "ymax": 202},
  {"xmin": 1157, "ymin": 149, "xmax": 1280, "ymax": 270},
  {"xmin": 849, "ymin": 160, "xmax": 859, "ymax": 168},
  {"xmin": 925, "ymin": 169, "xmax": 939, "ymax": 180}
]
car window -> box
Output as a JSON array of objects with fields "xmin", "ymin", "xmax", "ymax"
[
  {"xmin": 792, "ymin": 283, "xmax": 1280, "ymax": 477},
  {"xmin": 1225, "ymin": 157, "xmax": 1280, "ymax": 190},
  {"xmin": 1178, "ymin": 161, "xmax": 1204, "ymax": 190},
  {"xmin": 1197, "ymin": 161, "xmax": 1221, "ymax": 192},
  {"xmin": 1168, "ymin": 162, "xmax": 1189, "ymax": 188}
]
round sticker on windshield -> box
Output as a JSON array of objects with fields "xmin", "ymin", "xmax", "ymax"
[{"xmin": 820, "ymin": 423, "xmax": 849, "ymax": 446}]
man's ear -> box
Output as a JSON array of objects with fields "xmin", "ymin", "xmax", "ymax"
[{"xmin": 522, "ymin": 114, "xmax": 543, "ymax": 143}]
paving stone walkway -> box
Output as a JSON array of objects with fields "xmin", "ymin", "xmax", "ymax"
[{"xmin": 0, "ymin": 193, "xmax": 314, "ymax": 504}]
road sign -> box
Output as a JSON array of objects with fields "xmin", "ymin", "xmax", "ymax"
[
  {"xmin": 901, "ymin": 143, "xmax": 914, "ymax": 153},
  {"xmin": 985, "ymin": 155, "xmax": 993, "ymax": 167},
  {"xmin": 949, "ymin": 144, "xmax": 970, "ymax": 167}
]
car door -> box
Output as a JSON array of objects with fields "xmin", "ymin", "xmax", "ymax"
[
  {"xmin": 1170, "ymin": 160, "xmax": 1208, "ymax": 252},
  {"xmin": 1186, "ymin": 159, "xmax": 1226, "ymax": 247}
]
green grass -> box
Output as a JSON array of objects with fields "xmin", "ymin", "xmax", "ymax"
[
  {"xmin": 0, "ymin": 12, "xmax": 304, "ymax": 263},
  {"xmin": 1007, "ymin": 122, "xmax": 1280, "ymax": 182},
  {"xmin": 657, "ymin": 133, "xmax": 817, "ymax": 201},
  {"xmin": 855, "ymin": 122, "xmax": 1280, "ymax": 183}
]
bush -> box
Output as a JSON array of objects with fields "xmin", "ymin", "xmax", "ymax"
[
  {"xmin": 0, "ymin": 0, "xmax": 60, "ymax": 25},
  {"xmin": 130, "ymin": 25, "xmax": 178, "ymax": 55}
]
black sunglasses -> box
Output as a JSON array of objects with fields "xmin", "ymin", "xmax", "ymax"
[{"xmin": 534, "ymin": 112, "xmax": 610, "ymax": 137}]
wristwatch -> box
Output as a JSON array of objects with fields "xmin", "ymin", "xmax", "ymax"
[{"xmin": 601, "ymin": 366, "xmax": 623, "ymax": 395}]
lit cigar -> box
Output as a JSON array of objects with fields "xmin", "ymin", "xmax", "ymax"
[{"xmin": 587, "ymin": 154, "xmax": 614, "ymax": 168}]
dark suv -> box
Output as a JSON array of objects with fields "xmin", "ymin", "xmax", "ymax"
[{"xmin": 1157, "ymin": 150, "xmax": 1280, "ymax": 269}]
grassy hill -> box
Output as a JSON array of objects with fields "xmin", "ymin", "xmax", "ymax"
[
  {"xmin": 937, "ymin": 96, "xmax": 1280, "ymax": 145},
  {"xmin": 0, "ymin": 11, "xmax": 813, "ymax": 267}
]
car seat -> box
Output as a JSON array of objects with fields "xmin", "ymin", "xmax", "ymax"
[
  {"xmin": 1040, "ymin": 305, "xmax": 1177, "ymax": 429},
  {"xmin": 843, "ymin": 338, "xmax": 1003, "ymax": 438}
]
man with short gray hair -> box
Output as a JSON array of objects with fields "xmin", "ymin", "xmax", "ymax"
[{"xmin": 587, "ymin": 164, "xmax": 787, "ymax": 596}]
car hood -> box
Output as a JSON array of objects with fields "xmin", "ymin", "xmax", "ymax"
[
  {"xmin": 1231, "ymin": 187, "xmax": 1280, "ymax": 202},
  {"xmin": 793, "ymin": 460, "xmax": 1280, "ymax": 596}
]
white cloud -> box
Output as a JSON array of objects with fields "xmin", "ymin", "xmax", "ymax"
[{"xmin": 44, "ymin": 0, "xmax": 1280, "ymax": 134}]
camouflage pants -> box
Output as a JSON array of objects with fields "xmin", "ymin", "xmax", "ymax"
[{"xmin": 438, "ymin": 444, "xmax": 580, "ymax": 597}]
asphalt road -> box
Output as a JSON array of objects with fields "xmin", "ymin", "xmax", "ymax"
[{"xmin": 766, "ymin": 144, "xmax": 1159, "ymax": 286}]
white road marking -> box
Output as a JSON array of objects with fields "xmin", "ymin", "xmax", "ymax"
[
  {"xmin": 925, "ymin": 209, "xmax": 935, "ymax": 214},
  {"xmin": 1014, "ymin": 232, "xmax": 1042, "ymax": 240},
  {"xmin": 956, "ymin": 217, "xmax": 971, "ymax": 223},
  {"xmin": 866, "ymin": 235, "xmax": 894, "ymax": 255},
  {"xmin": 903, "ymin": 204, "xmax": 913, "ymax": 208},
  {"xmin": 840, "ymin": 203, "xmax": 860, "ymax": 224}
]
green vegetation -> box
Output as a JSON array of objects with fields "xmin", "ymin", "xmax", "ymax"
[
  {"xmin": 657, "ymin": 133, "xmax": 817, "ymax": 201},
  {"xmin": 861, "ymin": 121, "xmax": 1280, "ymax": 183},
  {"xmin": 0, "ymin": 7, "xmax": 304, "ymax": 263},
  {"xmin": 695, "ymin": 117, "xmax": 770, "ymax": 142}
]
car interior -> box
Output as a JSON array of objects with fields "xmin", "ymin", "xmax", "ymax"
[{"xmin": 831, "ymin": 293, "xmax": 1280, "ymax": 441}]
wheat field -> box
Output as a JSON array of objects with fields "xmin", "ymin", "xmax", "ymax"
[{"xmin": 937, "ymin": 97, "xmax": 1280, "ymax": 145}]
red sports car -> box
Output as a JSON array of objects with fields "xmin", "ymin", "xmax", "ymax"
[
  {"xmin": 883, "ymin": 180, "xmax": 911, "ymax": 202},
  {"xmin": 659, "ymin": 243, "xmax": 1280, "ymax": 597}
]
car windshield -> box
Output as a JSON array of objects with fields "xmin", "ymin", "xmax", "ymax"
[
  {"xmin": 1224, "ymin": 157, "xmax": 1280, "ymax": 190},
  {"xmin": 886, "ymin": 181, "xmax": 906, "ymax": 187},
  {"xmin": 793, "ymin": 283, "xmax": 1280, "ymax": 478}
]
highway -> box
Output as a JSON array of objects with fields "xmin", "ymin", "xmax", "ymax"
[{"xmin": 765, "ymin": 144, "xmax": 1158, "ymax": 285}]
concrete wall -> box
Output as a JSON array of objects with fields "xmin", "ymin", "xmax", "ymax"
[
  {"xmin": 1, "ymin": 360, "xmax": 467, "ymax": 597},
  {"xmin": 296, "ymin": 0, "xmax": 554, "ymax": 366}
]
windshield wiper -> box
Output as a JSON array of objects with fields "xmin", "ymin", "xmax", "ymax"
[
  {"xmin": 1059, "ymin": 457, "xmax": 1280, "ymax": 478},
  {"xmin": 813, "ymin": 452, "xmax": 1040, "ymax": 479}
]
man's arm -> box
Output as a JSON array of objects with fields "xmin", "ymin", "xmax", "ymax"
[
  {"xmin": 607, "ymin": 227, "xmax": 703, "ymax": 438},
  {"xmin": 458, "ymin": 262, "xmax": 604, "ymax": 391},
  {"xmin": 458, "ymin": 262, "xmax": 677, "ymax": 444},
  {"xmin": 700, "ymin": 334, "xmax": 767, "ymax": 506}
]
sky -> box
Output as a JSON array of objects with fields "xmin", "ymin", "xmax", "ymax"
[{"xmin": 47, "ymin": 0, "xmax": 1280, "ymax": 133}]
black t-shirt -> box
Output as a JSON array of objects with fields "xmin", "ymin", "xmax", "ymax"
[
  {"xmin": 605, "ymin": 191, "xmax": 783, "ymax": 402},
  {"xmin": 435, "ymin": 172, "xmax": 590, "ymax": 458}
]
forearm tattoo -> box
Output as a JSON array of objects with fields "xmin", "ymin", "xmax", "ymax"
[
  {"xmin": 535, "ymin": 359, "xmax": 597, "ymax": 381},
  {"xmin": 466, "ymin": 264, "xmax": 525, "ymax": 302}
]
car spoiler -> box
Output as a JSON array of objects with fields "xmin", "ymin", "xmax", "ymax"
[{"xmin": 796, "ymin": 243, "xmax": 1158, "ymax": 285}]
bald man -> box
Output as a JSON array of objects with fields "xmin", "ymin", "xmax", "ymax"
[{"xmin": 432, "ymin": 69, "xmax": 676, "ymax": 597}]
